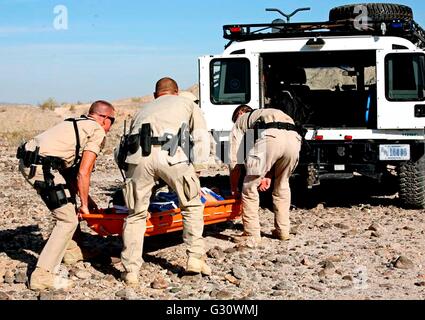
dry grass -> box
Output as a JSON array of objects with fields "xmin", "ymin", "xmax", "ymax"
[{"xmin": 0, "ymin": 131, "xmax": 42, "ymax": 146}]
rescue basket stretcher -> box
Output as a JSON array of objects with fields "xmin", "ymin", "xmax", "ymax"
[{"xmin": 81, "ymin": 198, "xmax": 241, "ymax": 237}]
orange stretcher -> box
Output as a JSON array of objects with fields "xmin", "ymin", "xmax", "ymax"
[{"xmin": 81, "ymin": 199, "xmax": 241, "ymax": 237}]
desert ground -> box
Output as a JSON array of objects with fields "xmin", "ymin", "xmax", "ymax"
[{"xmin": 0, "ymin": 92, "xmax": 424, "ymax": 300}]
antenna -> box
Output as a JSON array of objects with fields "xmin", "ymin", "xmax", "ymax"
[{"xmin": 266, "ymin": 7, "xmax": 311, "ymax": 23}]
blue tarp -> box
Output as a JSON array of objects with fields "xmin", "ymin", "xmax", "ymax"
[{"xmin": 148, "ymin": 188, "xmax": 224, "ymax": 213}]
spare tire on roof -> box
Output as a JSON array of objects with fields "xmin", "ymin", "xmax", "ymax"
[{"xmin": 329, "ymin": 3, "xmax": 413, "ymax": 22}]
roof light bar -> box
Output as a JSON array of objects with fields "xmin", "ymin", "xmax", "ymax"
[
  {"xmin": 222, "ymin": 18, "xmax": 425, "ymax": 49},
  {"xmin": 230, "ymin": 26, "xmax": 242, "ymax": 33}
]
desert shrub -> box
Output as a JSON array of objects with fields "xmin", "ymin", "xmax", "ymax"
[
  {"xmin": 39, "ymin": 98, "xmax": 59, "ymax": 111},
  {"xmin": 69, "ymin": 104, "xmax": 76, "ymax": 112}
]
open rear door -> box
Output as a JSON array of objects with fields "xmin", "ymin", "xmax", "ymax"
[
  {"xmin": 376, "ymin": 49, "xmax": 425, "ymax": 129},
  {"xmin": 199, "ymin": 53, "xmax": 261, "ymax": 132}
]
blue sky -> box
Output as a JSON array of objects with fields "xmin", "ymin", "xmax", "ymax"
[{"xmin": 0, "ymin": 0, "xmax": 424, "ymax": 104}]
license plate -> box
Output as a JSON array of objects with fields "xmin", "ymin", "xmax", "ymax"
[{"xmin": 379, "ymin": 145, "xmax": 410, "ymax": 161}]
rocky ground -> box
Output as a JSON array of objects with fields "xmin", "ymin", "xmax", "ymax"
[{"xmin": 0, "ymin": 143, "xmax": 424, "ymax": 301}]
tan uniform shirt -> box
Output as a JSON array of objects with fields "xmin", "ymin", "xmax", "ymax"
[
  {"xmin": 26, "ymin": 116, "xmax": 106, "ymax": 168},
  {"xmin": 126, "ymin": 95, "xmax": 210, "ymax": 170},
  {"xmin": 229, "ymin": 109, "xmax": 295, "ymax": 170}
]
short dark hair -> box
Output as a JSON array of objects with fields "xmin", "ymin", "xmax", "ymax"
[
  {"xmin": 232, "ymin": 104, "xmax": 253, "ymax": 123},
  {"xmin": 89, "ymin": 100, "xmax": 115, "ymax": 114}
]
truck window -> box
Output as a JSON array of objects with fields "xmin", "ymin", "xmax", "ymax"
[
  {"xmin": 262, "ymin": 50, "xmax": 376, "ymax": 127},
  {"xmin": 210, "ymin": 58, "xmax": 250, "ymax": 104},
  {"xmin": 386, "ymin": 53, "xmax": 425, "ymax": 101}
]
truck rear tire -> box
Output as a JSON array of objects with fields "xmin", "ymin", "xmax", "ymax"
[
  {"xmin": 398, "ymin": 155, "xmax": 425, "ymax": 209},
  {"xmin": 329, "ymin": 3, "xmax": 413, "ymax": 22}
]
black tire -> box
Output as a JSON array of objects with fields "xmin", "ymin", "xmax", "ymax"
[
  {"xmin": 329, "ymin": 3, "xmax": 413, "ymax": 22},
  {"xmin": 398, "ymin": 156, "xmax": 425, "ymax": 209}
]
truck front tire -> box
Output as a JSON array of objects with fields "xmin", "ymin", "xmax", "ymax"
[{"xmin": 398, "ymin": 155, "xmax": 425, "ymax": 209}]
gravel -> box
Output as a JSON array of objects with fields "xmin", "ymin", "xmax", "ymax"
[{"xmin": 0, "ymin": 145, "xmax": 424, "ymax": 300}]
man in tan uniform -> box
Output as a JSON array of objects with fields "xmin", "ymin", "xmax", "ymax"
[
  {"xmin": 18, "ymin": 100, "xmax": 115, "ymax": 290},
  {"xmin": 229, "ymin": 105, "xmax": 302, "ymax": 247},
  {"xmin": 119, "ymin": 77, "xmax": 211, "ymax": 286}
]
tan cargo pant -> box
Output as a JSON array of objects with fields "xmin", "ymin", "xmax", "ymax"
[
  {"xmin": 242, "ymin": 129, "xmax": 301, "ymax": 238},
  {"xmin": 19, "ymin": 162, "xmax": 78, "ymax": 273},
  {"xmin": 121, "ymin": 147, "xmax": 205, "ymax": 274}
]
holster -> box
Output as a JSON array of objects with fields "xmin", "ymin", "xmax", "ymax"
[
  {"xmin": 117, "ymin": 136, "xmax": 129, "ymax": 171},
  {"xmin": 34, "ymin": 181, "xmax": 70, "ymax": 211},
  {"xmin": 16, "ymin": 144, "xmax": 40, "ymax": 168},
  {"xmin": 164, "ymin": 122, "xmax": 190, "ymax": 158},
  {"xmin": 17, "ymin": 143, "xmax": 74, "ymax": 210},
  {"xmin": 116, "ymin": 132, "xmax": 141, "ymax": 171},
  {"xmin": 140, "ymin": 123, "xmax": 152, "ymax": 157}
]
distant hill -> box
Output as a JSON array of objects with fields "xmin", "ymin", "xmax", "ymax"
[{"xmin": 0, "ymin": 84, "xmax": 200, "ymax": 148}]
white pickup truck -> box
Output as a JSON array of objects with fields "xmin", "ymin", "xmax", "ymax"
[{"xmin": 198, "ymin": 3, "xmax": 425, "ymax": 208}]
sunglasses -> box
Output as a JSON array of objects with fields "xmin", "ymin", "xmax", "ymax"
[{"xmin": 97, "ymin": 113, "xmax": 115, "ymax": 125}]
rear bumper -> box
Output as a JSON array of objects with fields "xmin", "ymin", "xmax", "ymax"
[{"xmin": 297, "ymin": 139, "xmax": 425, "ymax": 180}]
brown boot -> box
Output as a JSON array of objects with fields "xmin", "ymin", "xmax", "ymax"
[
  {"xmin": 271, "ymin": 229, "xmax": 291, "ymax": 241},
  {"xmin": 232, "ymin": 232, "xmax": 263, "ymax": 244},
  {"xmin": 235, "ymin": 236, "xmax": 263, "ymax": 249},
  {"xmin": 29, "ymin": 267, "xmax": 74, "ymax": 291},
  {"xmin": 63, "ymin": 246, "xmax": 84, "ymax": 265},
  {"xmin": 186, "ymin": 256, "xmax": 212, "ymax": 276},
  {"xmin": 63, "ymin": 240, "xmax": 99, "ymax": 265},
  {"xmin": 121, "ymin": 272, "xmax": 140, "ymax": 287}
]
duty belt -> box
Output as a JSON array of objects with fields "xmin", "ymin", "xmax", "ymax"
[
  {"xmin": 254, "ymin": 121, "xmax": 297, "ymax": 132},
  {"xmin": 17, "ymin": 144, "xmax": 63, "ymax": 170},
  {"xmin": 150, "ymin": 136, "xmax": 171, "ymax": 146},
  {"xmin": 252, "ymin": 121, "xmax": 307, "ymax": 141},
  {"xmin": 120, "ymin": 122, "xmax": 191, "ymax": 163}
]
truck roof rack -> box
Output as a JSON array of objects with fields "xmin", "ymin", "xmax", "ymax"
[{"xmin": 223, "ymin": 19, "xmax": 425, "ymax": 49}]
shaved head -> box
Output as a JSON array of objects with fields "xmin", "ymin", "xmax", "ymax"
[
  {"xmin": 89, "ymin": 100, "xmax": 115, "ymax": 115},
  {"xmin": 155, "ymin": 77, "xmax": 179, "ymax": 97}
]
